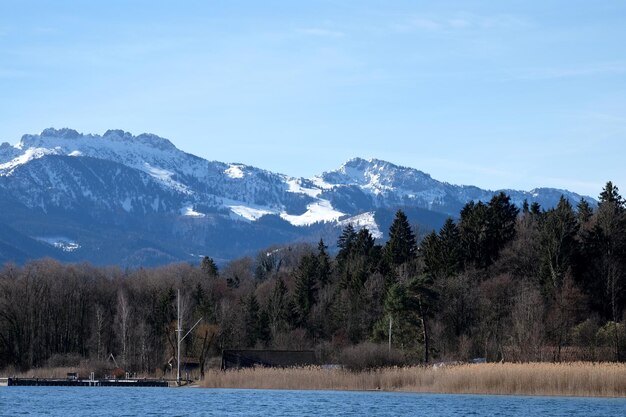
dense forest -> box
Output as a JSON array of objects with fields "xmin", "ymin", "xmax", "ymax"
[{"xmin": 1, "ymin": 181, "xmax": 625, "ymax": 375}]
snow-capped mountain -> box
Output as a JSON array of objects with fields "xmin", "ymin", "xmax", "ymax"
[{"xmin": 0, "ymin": 128, "xmax": 595, "ymax": 266}]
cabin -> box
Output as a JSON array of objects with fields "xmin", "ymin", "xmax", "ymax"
[{"xmin": 180, "ymin": 357, "xmax": 201, "ymax": 372}]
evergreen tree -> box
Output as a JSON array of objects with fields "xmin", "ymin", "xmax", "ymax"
[
  {"xmin": 576, "ymin": 198, "xmax": 594, "ymax": 225},
  {"xmin": 437, "ymin": 218, "xmax": 463, "ymax": 278},
  {"xmin": 421, "ymin": 219, "xmax": 462, "ymax": 280},
  {"xmin": 384, "ymin": 210, "xmax": 417, "ymax": 267},
  {"xmin": 294, "ymin": 254, "xmax": 318, "ymax": 325},
  {"xmin": 539, "ymin": 196, "xmax": 579, "ymax": 298},
  {"xmin": 257, "ymin": 309, "xmax": 271, "ymax": 345},
  {"xmin": 200, "ymin": 256, "xmax": 218, "ymax": 278},
  {"xmin": 337, "ymin": 224, "xmax": 357, "ymax": 267},
  {"xmin": 573, "ymin": 183, "xmax": 626, "ymax": 361},
  {"xmin": 459, "ymin": 201, "xmax": 489, "ymax": 268},
  {"xmin": 242, "ymin": 293, "xmax": 260, "ymax": 347},
  {"xmin": 379, "ymin": 275, "xmax": 437, "ymax": 362},
  {"xmin": 406, "ymin": 275, "xmax": 438, "ymax": 363},
  {"xmin": 316, "ymin": 239, "xmax": 332, "ymax": 287},
  {"xmin": 255, "ymin": 251, "xmax": 281, "ymax": 281},
  {"xmin": 420, "ymin": 231, "xmax": 441, "ymax": 278},
  {"xmin": 459, "ymin": 194, "xmax": 518, "ymax": 268},
  {"xmin": 599, "ymin": 181, "xmax": 624, "ymax": 207},
  {"xmin": 354, "ymin": 228, "xmax": 376, "ymax": 257},
  {"xmin": 530, "ymin": 202, "xmax": 542, "ymax": 216},
  {"xmin": 582, "ymin": 182, "xmax": 626, "ymax": 359},
  {"xmin": 486, "ymin": 192, "xmax": 519, "ymax": 263},
  {"xmin": 267, "ymin": 278, "xmax": 289, "ymax": 337}
]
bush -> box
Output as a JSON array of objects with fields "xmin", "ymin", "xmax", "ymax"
[
  {"xmin": 337, "ymin": 342, "xmax": 405, "ymax": 371},
  {"xmin": 596, "ymin": 321, "xmax": 625, "ymax": 347}
]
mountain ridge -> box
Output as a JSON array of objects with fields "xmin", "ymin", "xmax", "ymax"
[{"xmin": 0, "ymin": 128, "xmax": 596, "ymax": 266}]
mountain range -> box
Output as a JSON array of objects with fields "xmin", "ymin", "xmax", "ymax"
[{"xmin": 0, "ymin": 128, "xmax": 595, "ymax": 267}]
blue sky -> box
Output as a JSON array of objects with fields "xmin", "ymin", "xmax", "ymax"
[{"xmin": 1, "ymin": 0, "xmax": 625, "ymax": 196}]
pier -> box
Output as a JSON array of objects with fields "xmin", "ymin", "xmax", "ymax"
[{"xmin": 5, "ymin": 377, "xmax": 169, "ymax": 387}]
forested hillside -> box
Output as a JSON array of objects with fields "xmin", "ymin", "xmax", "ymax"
[{"xmin": 1, "ymin": 182, "xmax": 624, "ymax": 374}]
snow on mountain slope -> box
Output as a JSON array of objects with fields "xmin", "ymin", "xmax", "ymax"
[
  {"xmin": 280, "ymin": 200, "xmax": 344, "ymax": 226},
  {"xmin": 0, "ymin": 128, "xmax": 314, "ymax": 221},
  {"xmin": 318, "ymin": 157, "xmax": 594, "ymax": 215},
  {"xmin": 338, "ymin": 212, "xmax": 383, "ymax": 239},
  {"xmin": 0, "ymin": 129, "xmax": 595, "ymax": 236}
]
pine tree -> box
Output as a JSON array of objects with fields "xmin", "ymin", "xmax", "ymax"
[
  {"xmin": 200, "ymin": 256, "xmax": 218, "ymax": 278},
  {"xmin": 576, "ymin": 198, "xmax": 594, "ymax": 225},
  {"xmin": 436, "ymin": 218, "xmax": 463, "ymax": 279},
  {"xmin": 406, "ymin": 275, "xmax": 438, "ymax": 363},
  {"xmin": 530, "ymin": 202, "xmax": 542, "ymax": 216},
  {"xmin": 583, "ymin": 182, "xmax": 626, "ymax": 359},
  {"xmin": 421, "ymin": 219, "xmax": 462, "ymax": 280},
  {"xmin": 242, "ymin": 293, "xmax": 260, "ymax": 347},
  {"xmin": 486, "ymin": 192, "xmax": 519, "ymax": 263},
  {"xmin": 380, "ymin": 275, "xmax": 437, "ymax": 362},
  {"xmin": 459, "ymin": 201, "xmax": 489, "ymax": 268},
  {"xmin": 294, "ymin": 254, "xmax": 318, "ymax": 325},
  {"xmin": 316, "ymin": 239, "xmax": 331, "ymax": 287},
  {"xmin": 337, "ymin": 224, "xmax": 357, "ymax": 267},
  {"xmin": 420, "ymin": 231, "xmax": 441, "ymax": 278},
  {"xmin": 459, "ymin": 193, "xmax": 519, "ymax": 268},
  {"xmin": 384, "ymin": 210, "xmax": 417, "ymax": 267},
  {"xmin": 599, "ymin": 181, "xmax": 624, "ymax": 208}
]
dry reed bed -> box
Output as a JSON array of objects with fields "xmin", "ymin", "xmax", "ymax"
[{"xmin": 202, "ymin": 363, "xmax": 626, "ymax": 397}]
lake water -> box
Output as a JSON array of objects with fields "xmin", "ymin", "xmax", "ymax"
[{"xmin": 1, "ymin": 387, "xmax": 626, "ymax": 416}]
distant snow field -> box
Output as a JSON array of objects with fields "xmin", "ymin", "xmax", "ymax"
[
  {"xmin": 180, "ymin": 205, "xmax": 206, "ymax": 218},
  {"xmin": 225, "ymin": 164, "xmax": 245, "ymax": 179},
  {"xmin": 35, "ymin": 237, "xmax": 81, "ymax": 252}
]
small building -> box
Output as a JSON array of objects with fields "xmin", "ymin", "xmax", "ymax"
[
  {"xmin": 221, "ymin": 350, "xmax": 317, "ymax": 370},
  {"xmin": 180, "ymin": 357, "xmax": 201, "ymax": 373}
]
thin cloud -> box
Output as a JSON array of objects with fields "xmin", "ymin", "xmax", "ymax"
[{"xmin": 394, "ymin": 12, "xmax": 529, "ymax": 33}]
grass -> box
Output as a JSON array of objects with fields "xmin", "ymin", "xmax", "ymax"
[{"xmin": 201, "ymin": 363, "xmax": 626, "ymax": 397}]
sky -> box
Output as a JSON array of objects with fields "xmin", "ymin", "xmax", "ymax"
[{"xmin": 1, "ymin": 0, "xmax": 625, "ymax": 197}]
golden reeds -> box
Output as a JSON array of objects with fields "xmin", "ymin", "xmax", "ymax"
[{"xmin": 201, "ymin": 363, "xmax": 626, "ymax": 397}]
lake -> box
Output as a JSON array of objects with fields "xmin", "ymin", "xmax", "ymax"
[{"xmin": 1, "ymin": 387, "xmax": 626, "ymax": 416}]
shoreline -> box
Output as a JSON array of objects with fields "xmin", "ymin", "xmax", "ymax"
[
  {"xmin": 195, "ymin": 386, "xmax": 626, "ymax": 399},
  {"xmin": 198, "ymin": 363, "xmax": 626, "ymax": 398},
  {"xmin": 5, "ymin": 362, "xmax": 626, "ymax": 398}
]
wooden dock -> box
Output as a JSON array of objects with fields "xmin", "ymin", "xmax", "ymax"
[{"xmin": 5, "ymin": 377, "xmax": 169, "ymax": 387}]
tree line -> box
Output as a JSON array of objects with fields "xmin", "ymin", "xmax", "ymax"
[{"xmin": 1, "ymin": 182, "xmax": 625, "ymax": 374}]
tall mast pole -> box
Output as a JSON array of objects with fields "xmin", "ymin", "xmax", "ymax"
[
  {"xmin": 177, "ymin": 289, "xmax": 181, "ymax": 385},
  {"xmin": 175, "ymin": 289, "xmax": 202, "ymax": 386}
]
